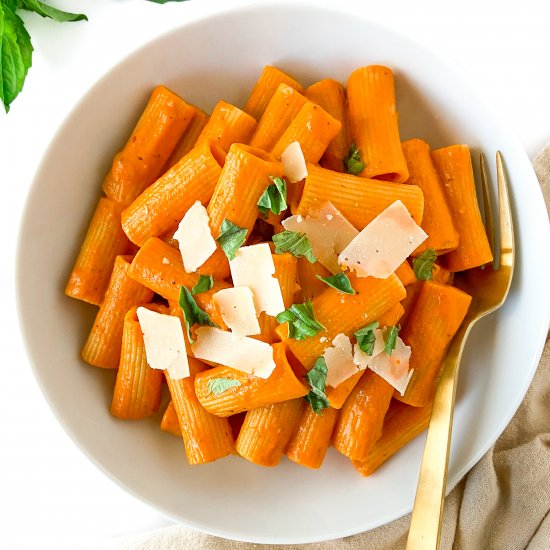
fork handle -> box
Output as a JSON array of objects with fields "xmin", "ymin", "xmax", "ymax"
[{"xmin": 406, "ymin": 322, "xmax": 471, "ymax": 550}]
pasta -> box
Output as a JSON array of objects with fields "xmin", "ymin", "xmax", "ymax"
[{"xmin": 68, "ymin": 63, "xmax": 484, "ymax": 475}]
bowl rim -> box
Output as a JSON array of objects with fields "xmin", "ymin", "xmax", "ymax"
[{"xmin": 15, "ymin": 0, "xmax": 550, "ymax": 544}]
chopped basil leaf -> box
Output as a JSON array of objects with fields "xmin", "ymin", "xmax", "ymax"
[
  {"xmin": 276, "ymin": 300, "xmax": 325, "ymax": 340},
  {"xmin": 384, "ymin": 325, "xmax": 400, "ymax": 355},
  {"xmin": 217, "ymin": 219, "xmax": 247, "ymax": 260},
  {"xmin": 343, "ymin": 143, "xmax": 366, "ymax": 176},
  {"xmin": 258, "ymin": 176, "xmax": 287, "ymax": 216},
  {"xmin": 191, "ymin": 274, "xmax": 213, "ymax": 295},
  {"xmin": 207, "ymin": 378, "xmax": 242, "ymax": 396},
  {"xmin": 304, "ymin": 357, "xmax": 330, "ymax": 414},
  {"xmin": 316, "ymin": 272, "xmax": 355, "ymax": 294},
  {"xmin": 20, "ymin": 0, "xmax": 87, "ymax": 22},
  {"xmin": 413, "ymin": 248, "xmax": 437, "ymax": 281},
  {"xmin": 178, "ymin": 286, "xmax": 216, "ymax": 343},
  {"xmin": 272, "ymin": 230, "xmax": 316, "ymax": 263},
  {"xmin": 355, "ymin": 321, "xmax": 380, "ymax": 355}
]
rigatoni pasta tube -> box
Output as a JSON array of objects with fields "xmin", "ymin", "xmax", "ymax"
[
  {"xmin": 402, "ymin": 139, "xmax": 459, "ymax": 255},
  {"xmin": 431, "ymin": 144, "xmax": 493, "ymax": 271},
  {"xmin": 396, "ymin": 281, "xmax": 472, "ymax": 407},
  {"xmin": 194, "ymin": 343, "xmax": 309, "ymax": 417},
  {"xmin": 285, "ymin": 402, "xmax": 338, "ymax": 469},
  {"xmin": 304, "ymin": 79, "xmax": 351, "ymax": 173},
  {"xmin": 166, "ymin": 357, "xmax": 235, "ymax": 464},
  {"xmin": 236, "ymin": 398, "xmax": 303, "ymax": 466},
  {"xmin": 249, "ymin": 84, "xmax": 308, "ymax": 151},
  {"xmin": 296, "ymin": 258, "xmax": 332, "ymax": 301},
  {"xmin": 394, "ymin": 260, "xmax": 415, "ymax": 287},
  {"xmin": 353, "ymin": 400, "xmax": 432, "ymax": 476},
  {"xmin": 128, "ymin": 237, "xmax": 199, "ymax": 301},
  {"xmin": 195, "ymin": 100, "xmax": 257, "ymax": 152},
  {"xmin": 121, "ymin": 142, "xmax": 226, "ymax": 246},
  {"xmin": 81, "ymin": 255, "xmax": 154, "ymax": 369},
  {"xmin": 347, "ymin": 65, "xmax": 409, "ymax": 183},
  {"xmin": 103, "ymin": 86, "xmax": 195, "ymax": 206},
  {"xmin": 332, "ymin": 370, "xmax": 394, "ymax": 461},
  {"xmin": 271, "ymin": 102, "xmax": 342, "ymax": 163},
  {"xmin": 325, "ymin": 301, "xmax": 404, "ymax": 409},
  {"xmin": 282, "ymin": 273, "xmax": 406, "ymax": 371},
  {"xmin": 164, "ymin": 108, "xmax": 209, "ymax": 170},
  {"xmin": 199, "ymin": 144, "xmax": 284, "ymax": 279},
  {"xmin": 296, "ymin": 164, "xmax": 424, "ymax": 228},
  {"xmin": 255, "ymin": 253, "xmax": 300, "ymax": 344},
  {"xmin": 244, "ymin": 65, "xmax": 303, "ymax": 121},
  {"xmin": 110, "ymin": 305, "xmax": 165, "ymax": 420},
  {"xmin": 161, "ymin": 401, "xmax": 182, "ymax": 437},
  {"xmin": 65, "ymin": 198, "xmax": 131, "ymax": 306}
]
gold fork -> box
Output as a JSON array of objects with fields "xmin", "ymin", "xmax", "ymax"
[{"xmin": 406, "ymin": 152, "xmax": 515, "ymax": 550}]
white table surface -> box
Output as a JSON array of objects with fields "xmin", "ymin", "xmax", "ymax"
[{"xmin": 2, "ymin": 0, "xmax": 549, "ymax": 548}]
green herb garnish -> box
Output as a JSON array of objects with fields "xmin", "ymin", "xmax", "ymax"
[
  {"xmin": 207, "ymin": 378, "xmax": 242, "ymax": 396},
  {"xmin": 191, "ymin": 274, "xmax": 213, "ymax": 295},
  {"xmin": 304, "ymin": 357, "xmax": 330, "ymax": 414},
  {"xmin": 316, "ymin": 272, "xmax": 355, "ymax": 294},
  {"xmin": 0, "ymin": 0, "xmax": 87, "ymax": 112},
  {"xmin": 272, "ymin": 230, "xmax": 316, "ymax": 263},
  {"xmin": 344, "ymin": 143, "xmax": 365, "ymax": 175},
  {"xmin": 355, "ymin": 321, "xmax": 380, "ymax": 356},
  {"xmin": 178, "ymin": 286, "xmax": 216, "ymax": 343},
  {"xmin": 384, "ymin": 325, "xmax": 400, "ymax": 355},
  {"xmin": 217, "ymin": 219, "xmax": 247, "ymax": 260},
  {"xmin": 412, "ymin": 249, "xmax": 437, "ymax": 281},
  {"xmin": 276, "ymin": 300, "xmax": 325, "ymax": 340},
  {"xmin": 258, "ymin": 176, "xmax": 287, "ymax": 216}
]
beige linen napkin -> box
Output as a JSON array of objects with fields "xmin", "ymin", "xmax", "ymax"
[{"xmin": 93, "ymin": 147, "xmax": 550, "ymax": 550}]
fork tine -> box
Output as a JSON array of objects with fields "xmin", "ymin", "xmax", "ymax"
[
  {"xmin": 479, "ymin": 153, "xmax": 495, "ymax": 266},
  {"xmin": 496, "ymin": 152, "xmax": 514, "ymax": 269}
]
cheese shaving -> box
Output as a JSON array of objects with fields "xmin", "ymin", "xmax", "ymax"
[
  {"xmin": 191, "ymin": 327, "xmax": 276, "ymax": 378},
  {"xmin": 212, "ymin": 287, "xmax": 261, "ymax": 339},
  {"xmin": 173, "ymin": 201, "xmax": 217, "ymax": 273},
  {"xmin": 136, "ymin": 307, "xmax": 189, "ymax": 380},
  {"xmin": 281, "ymin": 141, "xmax": 308, "ymax": 183}
]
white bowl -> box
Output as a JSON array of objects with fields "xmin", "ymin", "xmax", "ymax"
[{"xmin": 17, "ymin": 2, "xmax": 550, "ymax": 544}]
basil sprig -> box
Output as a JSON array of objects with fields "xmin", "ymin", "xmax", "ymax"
[
  {"xmin": 272, "ymin": 230, "xmax": 316, "ymax": 263},
  {"xmin": 304, "ymin": 357, "xmax": 330, "ymax": 414},
  {"xmin": 179, "ymin": 286, "xmax": 216, "ymax": 343}
]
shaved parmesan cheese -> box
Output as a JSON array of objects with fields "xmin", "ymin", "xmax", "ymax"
[
  {"xmin": 353, "ymin": 327, "xmax": 413, "ymax": 395},
  {"xmin": 338, "ymin": 200, "xmax": 427, "ymax": 279},
  {"xmin": 323, "ymin": 333, "xmax": 359, "ymax": 388},
  {"xmin": 282, "ymin": 202, "xmax": 359, "ymax": 274},
  {"xmin": 367, "ymin": 337, "xmax": 413, "ymax": 395},
  {"xmin": 191, "ymin": 327, "xmax": 276, "ymax": 378},
  {"xmin": 173, "ymin": 201, "xmax": 217, "ymax": 273},
  {"xmin": 281, "ymin": 141, "xmax": 308, "ymax": 183},
  {"xmin": 229, "ymin": 243, "xmax": 285, "ymax": 316},
  {"xmin": 212, "ymin": 287, "xmax": 261, "ymax": 339},
  {"xmin": 136, "ymin": 307, "xmax": 189, "ymax": 380}
]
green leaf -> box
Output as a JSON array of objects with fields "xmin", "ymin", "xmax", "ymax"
[
  {"xmin": 20, "ymin": 0, "xmax": 87, "ymax": 22},
  {"xmin": 316, "ymin": 272, "xmax": 355, "ymax": 294},
  {"xmin": 412, "ymin": 248, "xmax": 437, "ymax": 281},
  {"xmin": 276, "ymin": 300, "xmax": 325, "ymax": 341},
  {"xmin": 207, "ymin": 378, "xmax": 242, "ymax": 396},
  {"xmin": 384, "ymin": 325, "xmax": 400, "ymax": 355},
  {"xmin": 355, "ymin": 321, "xmax": 380, "ymax": 356},
  {"xmin": 304, "ymin": 357, "xmax": 330, "ymax": 414},
  {"xmin": 192, "ymin": 274, "xmax": 213, "ymax": 295},
  {"xmin": 343, "ymin": 143, "xmax": 365, "ymax": 176},
  {"xmin": 178, "ymin": 286, "xmax": 216, "ymax": 343},
  {"xmin": 272, "ymin": 230, "xmax": 316, "ymax": 263},
  {"xmin": 217, "ymin": 219, "xmax": 247, "ymax": 261},
  {"xmin": 145, "ymin": 0, "xmax": 189, "ymax": 3},
  {"xmin": 258, "ymin": 176, "xmax": 287, "ymax": 216},
  {"xmin": 0, "ymin": 3, "xmax": 33, "ymax": 112}
]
